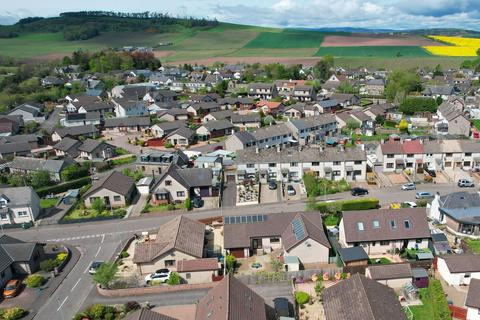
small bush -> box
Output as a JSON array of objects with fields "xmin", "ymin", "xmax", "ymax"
[
  {"xmin": 167, "ymin": 272, "xmax": 181, "ymax": 285},
  {"xmin": 40, "ymin": 259, "xmax": 58, "ymax": 272},
  {"xmin": 124, "ymin": 301, "xmax": 140, "ymax": 312},
  {"xmin": 315, "ymin": 198, "xmax": 379, "ymax": 213},
  {"xmin": 1, "ymin": 308, "xmax": 25, "ymax": 320},
  {"xmin": 165, "ymin": 142, "xmax": 174, "ymax": 148},
  {"xmin": 25, "ymin": 274, "xmax": 44, "ymax": 288},
  {"xmin": 88, "ymin": 304, "xmax": 106, "ymax": 319},
  {"xmin": 295, "ymin": 291, "xmax": 310, "ymax": 306},
  {"xmin": 56, "ymin": 252, "xmax": 68, "ymax": 263},
  {"xmin": 119, "ymin": 251, "xmax": 130, "ymax": 259}
]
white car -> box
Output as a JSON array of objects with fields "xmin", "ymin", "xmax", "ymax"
[
  {"xmin": 401, "ymin": 183, "xmax": 416, "ymax": 191},
  {"xmin": 145, "ymin": 269, "xmax": 171, "ymax": 284},
  {"xmin": 402, "ymin": 201, "xmax": 418, "ymax": 208}
]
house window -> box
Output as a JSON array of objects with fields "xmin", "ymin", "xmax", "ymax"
[
  {"xmin": 380, "ymin": 241, "xmax": 389, "ymax": 246},
  {"xmin": 270, "ymin": 237, "xmax": 280, "ymax": 243},
  {"xmin": 404, "ymin": 220, "xmax": 411, "ymax": 229},
  {"xmin": 446, "ymin": 153, "xmax": 453, "ymax": 157},
  {"xmin": 354, "ymin": 161, "xmax": 362, "ymax": 165},
  {"xmin": 386, "ymin": 163, "xmax": 394, "ymax": 169},
  {"xmin": 372, "ymin": 220, "xmax": 380, "ymax": 229},
  {"xmin": 333, "ymin": 161, "xmax": 341, "ymax": 165},
  {"xmin": 186, "ymin": 273, "xmax": 191, "ymax": 279},
  {"xmin": 390, "ymin": 220, "xmax": 397, "ymax": 229},
  {"xmin": 465, "ymin": 153, "xmax": 472, "ymax": 156},
  {"xmin": 312, "ymin": 162, "xmax": 319, "ymax": 166},
  {"xmin": 114, "ymin": 196, "xmax": 121, "ymax": 202},
  {"xmin": 247, "ymin": 164, "xmax": 255, "ymax": 168},
  {"xmin": 165, "ymin": 260, "xmax": 175, "ymax": 267},
  {"xmin": 290, "ymin": 162, "xmax": 298, "ymax": 167},
  {"xmin": 333, "ymin": 171, "xmax": 341, "ymax": 176},
  {"xmin": 0, "ymin": 213, "xmax": 8, "ymax": 221},
  {"xmin": 416, "ymin": 239, "xmax": 423, "ymax": 243},
  {"xmin": 357, "ymin": 222, "xmax": 364, "ymax": 231},
  {"xmin": 465, "ymin": 273, "xmax": 471, "ymax": 278},
  {"xmin": 17, "ymin": 211, "xmax": 28, "ymax": 217},
  {"xmin": 156, "ymin": 194, "xmax": 168, "ymax": 200},
  {"xmin": 269, "ymin": 163, "xmax": 276, "ymax": 167},
  {"xmin": 387, "ymin": 154, "xmax": 394, "ymax": 158},
  {"xmin": 407, "ymin": 154, "xmax": 414, "ymax": 158},
  {"xmin": 177, "ymin": 191, "xmax": 185, "ymax": 197},
  {"xmin": 165, "ymin": 180, "xmax": 172, "ymax": 186}
]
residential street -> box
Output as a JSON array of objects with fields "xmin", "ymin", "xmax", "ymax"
[{"xmin": 2, "ymin": 182, "xmax": 466, "ymax": 319}]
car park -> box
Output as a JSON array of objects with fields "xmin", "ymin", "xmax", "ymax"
[
  {"xmin": 351, "ymin": 187, "xmax": 369, "ymax": 196},
  {"xmin": 287, "ymin": 185, "xmax": 296, "ymax": 196},
  {"xmin": 458, "ymin": 179, "xmax": 475, "ymax": 188},
  {"xmin": 401, "ymin": 183, "xmax": 416, "ymax": 191},
  {"xmin": 3, "ymin": 279, "xmax": 21, "ymax": 298},
  {"xmin": 88, "ymin": 261, "xmax": 104, "ymax": 275},
  {"xmin": 145, "ymin": 269, "xmax": 171, "ymax": 284},
  {"xmin": 415, "ymin": 191, "xmax": 434, "ymax": 199}
]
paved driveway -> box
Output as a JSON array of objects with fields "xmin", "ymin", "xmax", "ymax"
[
  {"xmin": 222, "ymin": 180, "xmax": 237, "ymax": 207},
  {"xmin": 260, "ymin": 184, "xmax": 281, "ymax": 204}
]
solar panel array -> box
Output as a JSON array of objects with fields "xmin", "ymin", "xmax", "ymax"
[
  {"xmin": 224, "ymin": 214, "xmax": 268, "ymax": 225},
  {"xmin": 292, "ymin": 217, "xmax": 306, "ymax": 240}
]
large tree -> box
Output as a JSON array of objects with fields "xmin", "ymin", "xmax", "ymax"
[
  {"xmin": 313, "ymin": 55, "xmax": 334, "ymax": 81},
  {"xmin": 385, "ymin": 70, "xmax": 422, "ymax": 103},
  {"xmin": 92, "ymin": 262, "xmax": 118, "ymax": 289}
]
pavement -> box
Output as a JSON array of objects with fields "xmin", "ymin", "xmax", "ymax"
[
  {"xmin": 127, "ymin": 194, "xmax": 149, "ymax": 218},
  {"xmin": 2, "ymin": 182, "xmax": 466, "ymax": 319}
]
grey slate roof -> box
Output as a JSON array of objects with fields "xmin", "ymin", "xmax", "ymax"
[
  {"xmin": 78, "ymin": 139, "xmax": 113, "ymax": 153},
  {"xmin": 0, "ymin": 186, "xmax": 37, "ymax": 207},
  {"xmin": 338, "ymin": 246, "xmax": 369, "ymax": 263},
  {"xmin": 231, "ymin": 114, "xmax": 261, "ymax": 123},
  {"xmin": 8, "ymin": 157, "xmax": 70, "ymax": 173},
  {"xmin": 104, "ymin": 116, "xmax": 151, "ymax": 127},
  {"xmin": 153, "ymin": 164, "xmax": 213, "ymax": 190},
  {"xmin": 0, "ymin": 142, "xmax": 32, "ymax": 154},
  {"xmin": 323, "ymin": 274, "xmax": 407, "ymax": 320},
  {"xmin": 54, "ymin": 126, "xmax": 99, "ymax": 138},
  {"xmin": 465, "ymin": 278, "xmax": 480, "ymax": 309},
  {"xmin": 0, "ymin": 235, "xmax": 39, "ymax": 272},
  {"xmin": 83, "ymin": 171, "xmax": 135, "ymax": 198},
  {"xmin": 53, "ymin": 137, "xmax": 81, "ymax": 152},
  {"xmin": 439, "ymin": 192, "xmax": 480, "ymax": 224},
  {"xmin": 166, "ymin": 127, "xmax": 195, "ymax": 139},
  {"xmin": 201, "ymin": 120, "xmax": 234, "ymax": 132},
  {"xmin": 367, "ymin": 263, "xmax": 412, "ymax": 280},
  {"xmin": 440, "ymin": 254, "xmax": 480, "ymax": 273}
]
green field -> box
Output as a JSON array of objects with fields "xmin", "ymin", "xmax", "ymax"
[
  {"xmin": 245, "ymin": 31, "xmax": 325, "ymax": 48},
  {"xmin": 315, "ymin": 46, "xmax": 431, "ymax": 57}
]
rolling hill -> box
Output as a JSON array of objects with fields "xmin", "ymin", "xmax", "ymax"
[{"xmin": 0, "ymin": 12, "xmax": 477, "ymax": 68}]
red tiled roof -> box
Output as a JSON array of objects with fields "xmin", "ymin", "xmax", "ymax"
[
  {"xmin": 177, "ymin": 258, "xmax": 219, "ymax": 272},
  {"xmin": 256, "ymin": 100, "xmax": 282, "ymax": 109},
  {"xmin": 402, "ymin": 140, "xmax": 423, "ymax": 154},
  {"xmin": 380, "ymin": 141, "xmax": 403, "ymax": 155}
]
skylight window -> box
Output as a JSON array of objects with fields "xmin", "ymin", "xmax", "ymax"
[
  {"xmin": 357, "ymin": 222, "xmax": 364, "ymax": 231},
  {"xmin": 373, "ymin": 220, "xmax": 380, "ymax": 229}
]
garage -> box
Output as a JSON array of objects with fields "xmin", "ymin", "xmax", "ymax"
[{"xmin": 229, "ymin": 248, "xmax": 245, "ymax": 258}]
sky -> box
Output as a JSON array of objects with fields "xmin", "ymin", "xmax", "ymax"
[{"xmin": 1, "ymin": 0, "xmax": 480, "ymax": 30}]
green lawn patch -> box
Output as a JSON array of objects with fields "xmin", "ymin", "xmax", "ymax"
[
  {"xmin": 410, "ymin": 279, "xmax": 450, "ymax": 320},
  {"xmin": 303, "ymin": 173, "xmax": 351, "ymax": 197},
  {"xmin": 245, "ymin": 30, "xmax": 324, "ymax": 49},
  {"xmin": 368, "ymin": 257, "xmax": 391, "ymax": 265},
  {"xmin": 324, "ymin": 214, "xmax": 341, "ymax": 226},
  {"xmin": 353, "ymin": 133, "xmax": 391, "ymax": 141},
  {"xmin": 465, "ymin": 239, "xmax": 480, "ymax": 254},
  {"xmin": 110, "ymin": 155, "xmax": 136, "ymax": 166},
  {"xmin": 315, "ymin": 46, "xmax": 431, "ymax": 57},
  {"xmin": 63, "ymin": 207, "xmax": 126, "ymax": 220},
  {"xmin": 40, "ymin": 198, "xmax": 58, "ymax": 209},
  {"xmin": 142, "ymin": 203, "xmax": 184, "ymax": 213},
  {"xmin": 472, "ymin": 120, "xmax": 480, "ymax": 131}
]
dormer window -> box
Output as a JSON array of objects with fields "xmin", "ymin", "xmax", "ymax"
[{"xmin": 390, "ymin": 220, "xmax": 397, "ymax": 229}]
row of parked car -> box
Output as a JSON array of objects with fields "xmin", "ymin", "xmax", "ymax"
[{"xmin": 268, "ymin": 180, "xmax": 297, "ymax": 196}]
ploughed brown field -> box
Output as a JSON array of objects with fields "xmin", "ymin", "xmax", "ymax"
[{"xmin": 321, "ymin": 35, "xmax": 445, "ymax": 47}]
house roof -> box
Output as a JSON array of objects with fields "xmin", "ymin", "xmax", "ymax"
[
  {"xmin": 53, "ymin": 137, "xmax": 81, "ymax": 152},
  {"xmin": 281, "ymin": 213, "xmax": 331, "ymax": 251},
  {"xmin": 0, "ymin": 142, "xmax": 32, "ymax": 154},
  {"xmin": 200, "ymin": 120, "xmax": 234, "ymax": 132},
  {"xmin": 176, "ymin": 258, "xmax": 218, "ymax": 272},
  {"xmin": 380, "ymin": 141, "xmax": 404, "ymax": 155},
  {"xmin": 465, "ymin": 278, "xmax": 480, "ymax": 309},
  {"xmin": 78, "ymin": 139, "xmax": 113, "ymax": 153},
  {"xmin": 367, "ymin": 263, "xmax": 412, "ymax": 280},
  {"xmin": 439, "ymin": 254, "xmax": 480, "ymax": 273},
  {"xmin": 83, "ymin": 171, "xmax": 135, "ymax": 198},
  {"xmin": 323, "ymin": 274, "xmax": 407, "ymax": 320},
  {"xmin": 402, "ymin": 140, "xmax": 423, "ymax": 154},
  {"xmin": 224, "ymin": 211, "xmax": 329, "ymax": 250},
  {"xmin": 133, "ymin": 216, "xmax": 205, "ymax": 263},
  {"xmin": 153, "ymin": 164, "xmax": 213, "ymax": 190},
  {"xmin": 0, "ymin": 187, "xmax": 37, "ymax": 207},
  {"xmin": 231, "ymin": 131, "xmax": 256, "ymax": 145},
  {"xmin": 338, "ymin": 246, "xmax": 369, "ymax": 263},
  {"xmin": 439, "ymin": 192, "xmax": 480, "ymax": 224},
  {"xmin": 0, "ymin": 235, "xmax": 39, "ymax": 272},
  {"xmin": 231, "ymin": 114, "xmax": 261, "ymax": 123},
  {"xmin": 195, "ymin": 275, "xmax": 267, "ymax": 320},
  {"xmin": 341, "ymin": 208, "xmax": 431, "ymax": 243},
  {"xmin": 54, "ymin": 126, "xmax": 99, "ymax": 138},
  {"xmin": 125, "ymin": 308, "xmax": 178, "ymax": 320},
  {"xmin": 166, "ymin": 127, "xmax": 195, "ymax": 140},
  {"xmin": 8, "ymin": 157, "xmax": 70, "ymax": 173},
  {"xmin": 104, "ymin": 116, "xmax": 151, "ymax": 127}
]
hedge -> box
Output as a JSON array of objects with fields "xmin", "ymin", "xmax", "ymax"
[
  {"xmin": 315, "ymin": 198, "xmax": 379, "ymax": 213},
  {"xmin": 36, "ymin": 176, "xmax": 91, "ymax": 197}
]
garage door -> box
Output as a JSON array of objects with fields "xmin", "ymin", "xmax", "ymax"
[{"xmin": 229, "ymin": 248, "xmax": 245, "ymax": 258}]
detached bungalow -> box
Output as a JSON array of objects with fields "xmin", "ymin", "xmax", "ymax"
[
  {"xmin": 196, "ymin": 120, "xmax": 234, "ymax": 141},
  {"xmin": 83, "ymin": 171, "xmax": 136, "ymax": 209},
  {"xmin": 437, "ymin": 254, "xmax": 480, "ymax": 286},
  {"xmin": 53, "ymin": 137, "xmax": 82, "ymax": 158},
  {"xmin": 8, "ymin": 157, "xmax": 72, "ymax": 181},
  {"xmin": 103, "ymin": 116, "xmax": 151, "ymax": 133},
  {"xmin": 0, "ymin": 187, "xmax": 40, "ymax": 226},
  {"xmin": 165, "ymin": 127, "xmax": 196, "ymax": 147},
  {"xmin": 78, "ymin": 139, "xmax": 116, "ymax": 161}
]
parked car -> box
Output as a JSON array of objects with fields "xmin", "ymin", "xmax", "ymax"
[
  {"xmin": 351, "ymin": 187, "xmax": 369, "ymax": 196},
  {"xmin": 402, "ymin": 201, "xmax": 418, "ymax": 208},
  {"xmin": 458, "ymin": 179, "xmax": 475, "ymax": 188},
  {"xmin": 415, "ymin": 191, "xmax": 434, "ymax": 199},
  {"xmin": 273, "ymin": 297, "xmax": 290, "ymax": 318},
  {"xmin": 88, "ymin": 261, "xmax": 104, "ymax": 275},
  {"xmin": 287, "ymin": 185, "xmax": 296, "ymax": 196},
  {"xmin": 422, "ymin": 164, "xmax": 436, "ymax": 177},
  {"xmin": 192, "ymin": 197, "xmax": 204, "ymax": 208},
  {"xmin": 268, "ymin": 180, "xmax": 277, "ymax": 190},
  {"xmin": 3, "ymin": 279, "xmax": 21, "ymax": 298},
  {"xmin": 145, "ymin": 269, "xmax": 171, "ymax": 284},
  {"xmin": 401, "ymin": 183, "xmax": 416, "ymax": 191}
]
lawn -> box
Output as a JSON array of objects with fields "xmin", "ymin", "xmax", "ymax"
[
  {"xmin": 324, "ymin": 214, "xmax": 341, "ymax": 226},
  {"xmin": 410, "ymin": 279, "xmax": 451, "ymax": 320},
  {"xmin": 63, "ymin": 207, "xmax": 126, "ymax": 220},
  {"xmin": 315, "ymin": 46, "xmax": 431, "ymax": 57},
  {"xmin": 40, "ymin": 198, "xmax": 59, "ymax": 209},
  {"xmin": 465, "ymin": 239, "xmax": 480, "ymax": 254},
  {"xmin": 472, "ymin": 120, "xmax": 480, "ymax": 131},
  {"xmin": 142, "ymin": 203, "xmax": 184, "ymax": 213},
  {"xmin": 353, "ymin": 133, "xmax": 391, "ymax": 141},
  {"xmin": 368, "ymin": 257, "xmax": 391, "ymax": 265},
  {"xmin": 245, "ymin": 30, "xmax": 325, "ymax": 49}
]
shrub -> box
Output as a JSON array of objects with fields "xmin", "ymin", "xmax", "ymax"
[
  {"xmin": 119, "ymin": 251, "xmax": 130, "ymax": 259},
  {"xmin": 315, "ymin": 198, "xmax": 379, "ymax": 212},
  {"xmin": 225, "ymin": 254, "xmax": 236, "ymax": 274},
  {"xmin": 25, "ymin": 274, "xmax": 44, "ymax": 288},
  {"xmin": 92, "ymin": 198, "xmax": 106, "ymax": 214},
  {"xmin": 0, "ymin": 308, "xmax": 25, "ymax": 320},
  {"xmin": 36, "ymin": 177, "xmax": 91, "ymax": 197},
  {"xmin": 111, "ymin": 155, "xmax": 136, "ymax": 166},
  {"xmin": 88, "ymin": 304, "xmax": 106, "ymax": 319},
  {"xmin": 295, "ymin": 291, "xmax": 310, "ymax": 306},
  {"xmin": 184, "ymin": 198, "xmax": 191, "ymax": 210},
  {"xmin": 167, "ymin": 272, "xmax": 181, "ymax": 285},
  {"xmin": 124, "ymin": 301, "xmax": 140, "ymax": 312},
  {"xmin": 56, "ymin": 252, "xmax": 68, "ymax": 263},
  {"xmin": 165, "ymin": 142, "xmax": 174, "ymax": 148},
  {"xmin": 40, "ymin": 259, "xmax": 58, "ymax": 272}
]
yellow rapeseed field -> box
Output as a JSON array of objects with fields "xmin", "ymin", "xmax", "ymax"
[{"xmin": 424, "ymin": 36, "xmax": 480, "ymax": 56}]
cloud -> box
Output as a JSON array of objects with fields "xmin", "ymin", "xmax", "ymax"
[{"xmin": 212, "ymin": 0, "xmax": 480, "ymax": 30}]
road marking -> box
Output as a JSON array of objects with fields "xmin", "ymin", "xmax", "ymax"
[
  {"xmin": 57, "ymin": 296, "xmax": 68, "ymax": 311},
  {"xmin": 94, "ymin": 246, "xmax": 101, "ymax": 258},
  {"xmin": 71, "ymin": 278, "xmax": 81, "ymax": 292},
  {"xmin": 84, "ymin": 264, "xmax": 91, "ymax": 274},
  {"xmin": 101, "ymin": 234, "xmax": 105, "ymax": 244}
]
